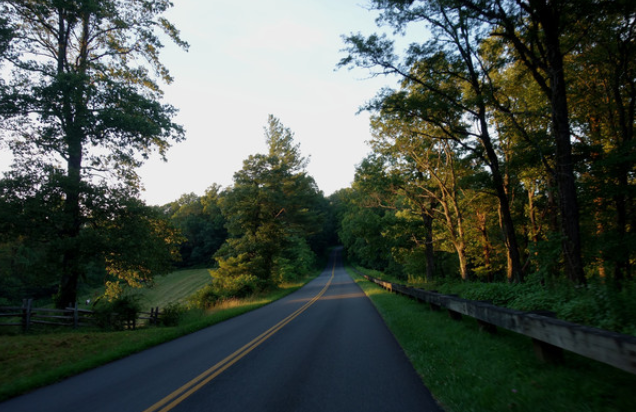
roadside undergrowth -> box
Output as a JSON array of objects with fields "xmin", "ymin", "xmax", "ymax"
[
  {"xmin": 347, "ymin": 267, "xmax": 636, "ymax": 412},
  {"xmin": 355, "ymin": 266, "xmax": 636, "ymax": 336}
]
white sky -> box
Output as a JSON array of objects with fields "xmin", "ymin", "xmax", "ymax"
[
  {"xmin": 136, "ymin": 0, "xmax": 405, "ymax": 205},
  {"xmin": 0, "ymin": 1, "xmax": 414, "ymax": 206}
]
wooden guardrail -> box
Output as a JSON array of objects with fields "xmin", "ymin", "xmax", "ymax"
[
  {"xmin": 357, "ymin": 271, "xmax": 636, "ymax": 375},
  {"xmin": 0, "ymin": 299, "xmax": 162, "ymax": 332}
]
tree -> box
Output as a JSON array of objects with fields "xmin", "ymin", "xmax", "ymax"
[
  {"xmin": 0, "ymin": 0, "xmax": 187, "ymax": 306},
  {"xmin": 0, "ymin": 10, "xmax": 12, "ymax": 59},
  {"xmin": 94, "ymin": 196, "xmax": 183, "ymax": 298},
  {"xmin": 167, "ymin": 186, "xmax": 228, "ymax": 268},
  {"xmin": 0, "ymin": 177, "xmax": 183, "ymax": 303},
  {"xmin": 216, "ymin": 116, "xmax": 324, "ymax": 284},
  {"xmin": 367, "ymin": 115, "xmax": 475, "ymax": 280},
  {"xmin": 452, "ymin": 0, "xmax": 598, "ymax": 283},
  {"xmin": 340, "ymin": 0, "xmax": 525, "ymax": 282},
  {"xmin": 337, "ymin": 184, "xmax": 397, "ymax": 273},
  {"xmin": 566, "ymin": 8, "xmax": 636, "ymax": 282}
]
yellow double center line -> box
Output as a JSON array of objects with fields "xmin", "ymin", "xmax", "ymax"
[{"xmin": 143, "ymin": 264, "xmax": 336, "ymax": 412}]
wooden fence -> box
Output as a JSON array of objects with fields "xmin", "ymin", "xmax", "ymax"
[
  {"xmin": 0, "ymin": 299, "xmax": 162, "ymax": 332},
  {"xmin": 357, "ymin": 270, "xmax": 636, "ymax": 375}
]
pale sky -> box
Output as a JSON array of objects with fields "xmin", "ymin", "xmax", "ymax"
[
  {"xmin": 1, "ymin": 1, "xmax": 412, "ymax": 206},
  {"xmin": 136, "ymin": 0, "xmax": 406, "ymax": 205}
]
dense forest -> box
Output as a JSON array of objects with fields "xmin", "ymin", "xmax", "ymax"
[
  {"xmin": 0, "ymin": 0, "xmax": 635, "ymax": 318},
  {"xmin": 336, "ymin": 0, "xmax": 636, "ymax": 290}
]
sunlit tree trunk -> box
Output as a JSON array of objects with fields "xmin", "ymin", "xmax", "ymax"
[
  {"xmin": 476, "ymin": 208, "xmax": 493, "ymax": 282},
  {"xmin": 422, "ymin": 206, "xmax": 436, "ymax": 281}
]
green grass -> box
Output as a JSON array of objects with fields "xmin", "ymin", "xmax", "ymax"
[
  {"xmin": 76, "ymin": 268, "xmax": 214, "ymax": 312},
  {"xmin": 347, "ymin": 267, "xmax": 636, "ymax": 412},
  {"xmin": 136, "ymin": 268, "xmax": 213, "ymax": 311},
  {"xmin": 0, "ymin": 273, "xmax": 317, "ymax": 402}
]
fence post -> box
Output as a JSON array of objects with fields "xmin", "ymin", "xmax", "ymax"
[
  {"xmin": 73, "ymin": 302, "xmax": 79, "ymax": 329},
  {"xmin": 22, "ymin": 298, "xmax": 32, "ymax": 332},
  {"xmin": 154, "ymin": 306, "xmax": 160, "ymax": 326}
]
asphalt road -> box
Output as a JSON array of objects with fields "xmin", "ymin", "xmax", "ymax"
[{"xmin": 1, "ymin": 249, "xmax": 441, "ymax": 412}]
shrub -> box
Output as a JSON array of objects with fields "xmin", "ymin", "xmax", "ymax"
[
  {"xmin": 187, "ymin": 273, "xmax": 267, "ymax": 310},
  {"xmin": 187, "ymin": 285, "xmax": 221, "ymax": 309},
  {"xmin": 159, "ymin": 302, "xmax": 186, "ymax": 327},
  {"xmin": 213, "ymin": 273, "xmax": 265, "ymax": 299},
  {"xmin": 92, "ymin": 294, "xmax": 142, "ymax": 330}
]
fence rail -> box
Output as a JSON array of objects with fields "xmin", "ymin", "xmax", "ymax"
[
  {"xmin": 0, "ymin": 299, "xmax": 162, "ymax": 332},
  {"xmin": 357, "ymin": 270, "xmax": 636, "ymax": 375}
]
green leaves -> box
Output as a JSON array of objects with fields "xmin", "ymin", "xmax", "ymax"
[
  {"xmin": 0, "ymin": 0, "xmax": 187, "ymax": 306},
  {"xmin": 214, "ymin": 116, "xmax": 325, "ymax": 285},
  {"xmin": 339, "ymin": 0, "xmax": 636, "ymax": 285},
  {"xmin": 165, "ymin": 189, "xmax": 227, "ymax": 268}
]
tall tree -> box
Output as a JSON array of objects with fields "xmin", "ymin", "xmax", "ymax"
[
  {"xmin": 454, "ymin": 0, "xmax": 597, "ymax": 283},
  {"xmin": 0, "ymin": 0, "xmax": 187, "ymax": 306},
  {"xmin": 340, "ymin": 0, "xmax": 525, "ymax": 282},
  {"xmin": 367, "ymin": 116, "xmax": 475, "ymax": 281},
  {"xmin": 567, "ymin": 7, "xmax": 636, "ymax": 282},
  {"xmin": 216, "ymin": 116, "xmax": 324, "ymax": 284}
]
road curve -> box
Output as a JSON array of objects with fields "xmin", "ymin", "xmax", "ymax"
[{"xmin": 1, "ymin": 249, "xmax": 441, "ymax": 412}]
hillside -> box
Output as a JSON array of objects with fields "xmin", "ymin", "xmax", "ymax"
[{"xmin": 78, "ymin": 269, "xmax": 213, "ymax": 312}]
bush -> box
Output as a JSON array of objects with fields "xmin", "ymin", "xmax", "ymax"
[
  {"xmin": 187, "ymin": 273, "xmax": 267, "ymax": 309},
  {"xmin": 159, "ymin": 302, "xmax": 186, "ymax": 327},
  {"xmin": 374, "ymin": 266, "xmax": 636, "ymax": 335},
  {"xmin": 215, "ymin": 273, "xmax": 264, "ymax": 298},
  {"xmin": 187, "ymin": 285, "xmax": 221, "ymax": 309},
  {"xmin": 92, "ymin": 294, "xmax": 142, "ymax": 330},
  {"xmin": 556, "ymin": 279, "xmax": 636, "ymax": 335}
]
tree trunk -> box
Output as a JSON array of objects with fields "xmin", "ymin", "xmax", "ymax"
[
  {"xmin": 423, "ymin": 206, "xmax": 435, "ymax": 281},
  {"xmin": 54, "ymin": 9, "xmax": 91, "ymax": 308},
  {"xmin": 476, "ymin": 209, "xmax": 493, "ymax": 282},
  {"xmin": 478, "ymin": 110, "xmax": 525, "ymax": 283},
  {"xmin": 56, "ymin": 134, "xmax": 83, "ymax": 308},
  {"xmin": 611, "ymin": 46, "xmax": 634, "ymax": 284},
  {"xmin": 462, "ymin": 18, "xmax": 525, "ymax": 282},
  {"xmin": 540, "ymin": 5, "xmax": 586, "ymax": 284},
  {"xmin": 457, "ymin": 241, "xmax": 470, "ymax": 281}
]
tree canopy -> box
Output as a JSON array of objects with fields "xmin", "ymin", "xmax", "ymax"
[
  {"xmin": 0, "ymin": 0, "xmax": 187, "ymax": 306},
  {"xmin": 214, "ymin": 115, "xmax": 325, "ymax": 286},
  {"xmin": 338, "ymin": 0, "xmax": 636, "ymax": 286}
]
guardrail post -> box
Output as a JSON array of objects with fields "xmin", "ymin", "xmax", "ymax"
[
  {"xmin": 447, "ymin": 309, "xmax": 462, "ymax": 321},
  {"xmin": 477, "ymin": 320, "xmax": 497, "ymax": 334},
  {"xmin": 533, "ymin": 339, "xmax": 564, "ymax": 364}
]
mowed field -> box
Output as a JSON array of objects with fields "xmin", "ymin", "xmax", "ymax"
[
  {"xmin": 77, "ymin": 268, "xmax": 213, "ymax": 311},
  {"xmin": 138, "ymin": 268, "xmax": 213, "ymax": 311}
]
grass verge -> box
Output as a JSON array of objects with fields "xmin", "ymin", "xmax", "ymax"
[
  {"xmin": 0, "ymin": 275, "xmax": 315, "ymax": 402},
  {"xmin": 347, "ymin": 267, "xmax": 636, "ymax": 412}
]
